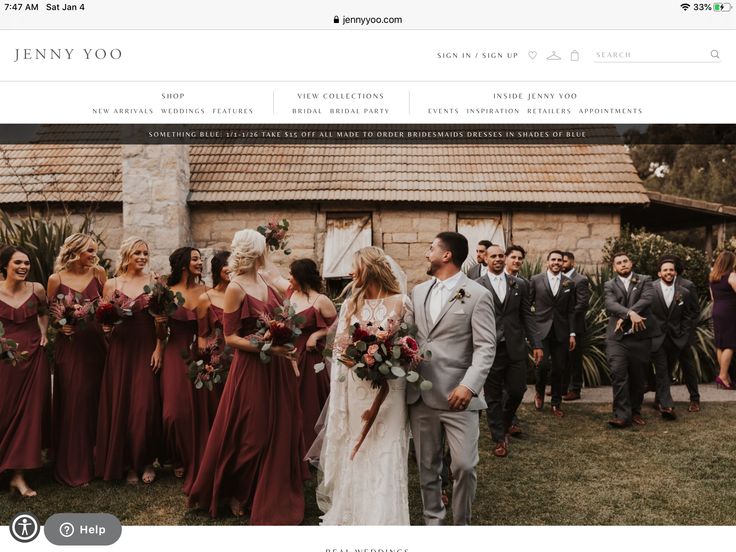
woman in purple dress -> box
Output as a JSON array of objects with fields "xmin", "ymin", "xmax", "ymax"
[
  {"xmin": 196, "ymin": 251, "xmax": 231, "ymax": 398},
  {"xmin": 0, "ymin": 246, "xmax": 49, "ymax": 497},
  {"xmin": 710, "ymin": 250, "xmax": 736, "ymax": 389},
  {"xmin": 287, "ymin": 259, "xmax": 336, "ymax": 450},
  {"xmin": 161, "ymin": 247, "xmax": 217, "ymax": 491},
  {"xmin": 188, "ymin": 229, "xmax": 308, "ymax": 522},
  {"xmin": 95, "ymin": 237, "xmax": 165, "ymax": 485},
  {"xmin": 47, "ymin": 233, "xmax": 107, "ymax": 487}
]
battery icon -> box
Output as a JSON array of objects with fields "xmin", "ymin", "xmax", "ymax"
[{"xmin": 714, "ymin": 2, "xmax": 733, "ymax": 10}]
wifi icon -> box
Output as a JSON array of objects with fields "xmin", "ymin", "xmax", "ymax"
[{"xmin": 681, "ymin": 3, "xmax": 691, "ymax": 9}]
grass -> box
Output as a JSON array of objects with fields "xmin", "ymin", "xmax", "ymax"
[{"xmin": 2, "ymin": 402, "xmax": 736, "ymax": 526}]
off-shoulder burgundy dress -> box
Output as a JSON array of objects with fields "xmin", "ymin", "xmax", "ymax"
[
  {"xmin": 161, "ymin": 305, "xmax": 218, "ymax": 492},
  {"xmin": 95, "ymin": 292, "xmax": 162, "ymax": 480},
  {"xmin": 52, "ymin": 277, "xmax": 107, "ymax": 486},
  {"xmin": 294, "ymin": 305, "xmax": 335, "ymax": 450},
  {"xmin": 0, "ymin": 291, "xmax": 50, "ymax": 474},
  {"xmin": 187, "ymin": 286, "xmax": 308, "ymax": 523},
  {"xmin": 197, "ymin": 301, "xmax": 227, "ymax": 400}
]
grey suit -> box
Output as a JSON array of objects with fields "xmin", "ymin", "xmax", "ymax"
[
  {"xmin": 465, "ymin": 262, "xmax": 485, "ymax": 281},
  {"xmin": 604, "ymin": 273, "xmax": 655, "ymax": 421},
  {"xmin": 564, "ymin": 269, "xmax": 591, "ymax": 395},
  {"xmin": 676, "ymin": 275, "xmax": 701, "ymax": 402},
  {"xmin": 649, "ymin": 280, "xmax": 696, "ymax": 409},
  {"xmin": 476, "ymin": 273, "xmax": 541, "ymax": 442},
  {"xmin": 409, "ymin": 273, "xmax": 496, "ymax": 525},
  {"xmin": 529, "ymin": 272, "xmax": 576, "ymax": 406}
]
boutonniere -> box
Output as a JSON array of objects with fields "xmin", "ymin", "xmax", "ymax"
[
  {"xmin": 631, "ymin": 276, "xmax": 640, "ymax": 286},
  {"xmin": 561, "ymin": 279, "xmax": 573, "ymax": 289},
  {"xmin": 675, "ymin": 292, "xmax": 684, "ymax": 306},
  {"xmin": 508, "ymin": 278, "xmax": 518, "ymax": 290},
  {"xmin": 453, "ymin": 288, "xmax": 470, "ymax": 304}
]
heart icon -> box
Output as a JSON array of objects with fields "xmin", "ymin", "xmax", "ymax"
[{"xmin": 528, "ymin": 51, "xmax": 538, "ymax": 59}]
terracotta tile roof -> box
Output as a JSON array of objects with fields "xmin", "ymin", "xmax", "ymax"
[
  {"xmin": 188, "ymin": 144, "xmax": 648, "ymax": 205},
  {"xmin": 0, "ymin": 143, "xmax": 122, "ymax": 203},
  {"xmin": 0, "ymin": 141, "xmax": 648, "ymax": 205}
]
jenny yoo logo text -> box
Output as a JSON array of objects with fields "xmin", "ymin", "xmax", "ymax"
[{"xmin": 13, "ymin": 48, "xmax": 122, "ymax": 62}]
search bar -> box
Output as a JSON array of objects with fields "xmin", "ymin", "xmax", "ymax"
[{"xmin": 593, "ymin": 49, "xmax": 721, "ymax": 64}]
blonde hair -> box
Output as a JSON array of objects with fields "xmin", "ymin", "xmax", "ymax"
[
  {"xmin": 343, "ymin": 246, "xmax": 402, "ymax": 323},
  {"xmin": 228, "ymin": 229, "xmax": 266, "ymax": 275},
  {"xmin": 115, "ymin": 236, "xmax": 149, "ymax": 276},
  {"xmin": 54, "ymin": 233, "xmax": 98, "ymax": 272}
]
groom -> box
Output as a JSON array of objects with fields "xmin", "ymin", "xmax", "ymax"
[{"xmin": 409, "ymin": 232, "xmax": 496, "ymax": 525}]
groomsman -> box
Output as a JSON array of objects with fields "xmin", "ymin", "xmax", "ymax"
[
  {"xmin": 604, "ymin": 251, "xmax": 655, "ymax": 428},
  {"xmin": 504, "ymin": 244, "xmax": 526, "ymax": 278},
  {"xmin": 649, "ymin": 258, "xmax": 696, "ymax": 420},
  {"xmin": 476, "ymin": 244, "xmax": 543, "ymax": 457},
  {"xmin": 561, "ymin": 251, "xmax": 591, "ymax": 401},
  {"xmin": 529, "ymin": 250, "xmax": 577, "ymax": 417},
  {"xmin": 466, "ymin": 240, "xmax": 492, "ymax": 280},
  {"xmin": 671, "ymin": 256, "xmax": 702, "ymax": 412}
]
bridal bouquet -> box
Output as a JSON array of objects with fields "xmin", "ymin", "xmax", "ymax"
[
  {"xmin": 0, "ymin": 322, "xmax": 28, "ymax": 365},
  {"xmin": 338, "ymin": 320, "xmax": 432, "ymax": 459},
  {"xmin": 183, "ymin": 329, "xmax": 233, "ymax": 391},
  {"xmin": 95, "ymin": 290, "xmax": 135, "ymax": 328},
  {"xmin": 257, "ymin": 218, "xmax": 291, "ymax": 255},
  {"xmin": 144, "ymin": 276, "xmax": 185, "ymax": 340},
  {"xmin": 48, "ymin": 291, "xmax": 96, "ymax": 330},
  {"xmin": 249, "ymin": 301, "xmax": 305, "ymax": 376}
]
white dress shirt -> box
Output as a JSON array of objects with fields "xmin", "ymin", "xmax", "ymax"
[
  {"xmin": 660, "ymin": 280, "xmax": 675, "ymax": 307},
  {"xmin": 619, "ymin": 273, "xmax": 633, "ymax": 292},
  {"xmin": 429, "ymin": 271, "xmax": 464, "ymax": 324},
  {"xmin": 487, "ymin": 272, "xmax": 506, "ymax": 303}
]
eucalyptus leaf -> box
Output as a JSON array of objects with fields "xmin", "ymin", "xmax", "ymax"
[
  {"xmin": 406, "ymin": 371, "xmax": 420, "ymax": 383},
  {"xmin": 195, "ymin": 380, "xmax": 203, "ymax": 390},
  {"xmin": 378, "ymin": 364, "xmax": 390, "ymax": 375},
  {"xmin": 419, "ymin": 380, "xmax": 433, "ymax": 391},
  {"xmin": 262, "ymin": 342, "xmax": 271, "ymax": 352},
  {"xmin": 314, "ymin": 362, "xmax": 325, "ymax": 373},
  {"xmin": 390, "ymin": 366, "xmax": 406, "ymax": 378},
  {"xmin": 143, "ymin": 285, "xmax": 151, "ymax": 294},
  {"xmin": 356, "ymin": 341, "xmax": 367, "ymax": 352},
  {"xmin": 392, "ymin": 346, "xmax": 402, "ymax": 359}
]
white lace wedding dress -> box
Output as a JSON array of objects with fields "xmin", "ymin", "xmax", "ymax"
[{"xmin": 315, "ymin": 293, "xmax": 413, "ymax": 525}]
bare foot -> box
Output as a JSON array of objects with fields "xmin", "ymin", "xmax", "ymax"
[
  {"xmin": 229, "ymin": 498, "xmax": 245, "ymax": 517},
  {"xmin": 126, "ymin": 470, "xmax": 139, "ymax": 485},
  {"xmin": 142, "ymin": 465, "xmax": 156, "ymax": 484},
  {"xmin": 173, "ymin": 466, "xmax": 185, "ymax": 479},
  {"xmin": 9, "ymin": 475, "xmax": 37, "ymax": 498}
]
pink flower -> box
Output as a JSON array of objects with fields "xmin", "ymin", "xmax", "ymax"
[
  {"xmin": 363, "ymin": 353, "xmax": 376, "ymax": 366},
  {"xmin": 367, "ymin": 344, "xmax": 379, "ymax": 355}
]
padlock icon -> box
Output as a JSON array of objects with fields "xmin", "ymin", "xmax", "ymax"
[
  {"xmin": 570, "ymin": 50, "xmax": 580, "ymax": 61},
  {"xmin": 334, "ymin": 15, "xmax": 340, "ymax": 24}
]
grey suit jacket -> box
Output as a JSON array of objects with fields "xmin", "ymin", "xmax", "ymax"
[
  {"xmin": 476, "ymin": 273, "xmax": 542, "ymax": 361},
  {"xmin": 676, "ymin": 275, "xmax": 699, "ymax": 344},
  {"xmin": 604, "ymin": 273, "xmax": 655, "ymax": 341},
  {"xmin": 408, "ymin": 273, "xmax": 496, "ymax": 411},
  {"xmin": 465, "ymin": 263, "xmax": 484, "ymax": 281},
  {"xmin": 568, "ymin": 269, "xmax": 591, "ymax": 335},
  {"xmin": 529, "ymin": 273, "xmax": 576, "ymax": 341},
  {"xmin": 649, "ymin": 280, "xmax": 696, "ymax": 351}
]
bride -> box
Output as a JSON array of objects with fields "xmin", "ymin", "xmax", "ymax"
[{"xmin": 314, "ymin": 246, "xmax": 413, "ymax": 525}]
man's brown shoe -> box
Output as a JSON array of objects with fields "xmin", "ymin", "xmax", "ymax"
[
  {"xmin": 551, "ymin": 405, "xmax": 564, "ymax": 418},
  {"xmin": 632, "ymin": 415, "xmax": 647, "ymax": 426},
  {"xmin": 608, "ymin": 418, "xmax": 629, "ymax": 428},
  {"xmin": 659, "ymin": 406, "xmax": 677, "ymax": 420},
  {"xmin": 493, "ymin": 440, "xmax": 509, "ymax": 457},
  {"xmin": 534, "ymin": 393, "xmax": 544, "ymax": 410},
  {"xmin": 507, "ymin": 424, "xmax": 522, "ymax": 437},
  {"xmin": 688, "ymin": 401, "xmax": 701, "ymax": 413},
  {"xmin": 562, "ymin": 391, "xmax": 581, "ymax": 401}
]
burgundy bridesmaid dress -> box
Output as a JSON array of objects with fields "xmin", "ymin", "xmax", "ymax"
[
  {"xmin": 294, "ymin": 306, "xmax": 335, "ymax": 451},
  {"xmin": 187, "ymin": 287, "xmax": 309, "ymax": 523},
  {"xmin": 197, "ymin": 302, "xmax": 227, "ymax": 401},
  {"xmin": 53, "ymin": 278, "xmax": 107, "ymax": 486},
  {"xmin": 0, "ymin": 292, "xmax": 50, "ymax": 475},
  {"xmin": 160, "ymin": 305, "xmax": 218, "ymax": 493},
  {"xmin": 95, "ymin": 292, "xmax": 162, "ymax": 480}
]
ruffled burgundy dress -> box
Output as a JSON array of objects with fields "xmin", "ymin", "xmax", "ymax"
[
  {"xmin": 711, "ymin": 274, "xmax": 736, "ymax": 348},
  {"xmin": 161, "ymin": 305, "xmax": 218, "ymax": 492},
  {"xmin": 294, "ymin": 306, "xmax": 335, "ymax": 451},
  {"xmin": 95, "ymin": 292, "xmax": 162, "ymax": 480},
  {"xmin": 0, "ymin": 293, "xmax": 50, "ymax": 474},
  {"xmin": 53, "ymin": 278, "xmax": 107, "ymax": 486},
  {"xmin": 187, "ymin": 287, "xmax": 309, "ymax": 522},
  {"xmin": 198, "ymin": 302, "xmax": 227, "ymax": 400}
]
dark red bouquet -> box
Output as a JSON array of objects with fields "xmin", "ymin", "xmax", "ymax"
[
  {"xmin": 183, "ymin": 328, "xmax": 233, "ymax": 391},
  {"xmin": 95, "ymin": 290, "xmax": 134, "ymax": 327},
  {"xmin": 249, "ymin": 301, "xmax": 305, "ymax": 376},
  {"xmin": 48, "ymin": 291, "xmax": 95, "ymax": 330},
  {"xmin": 256, "ymin": 219, "xmax": 291, "ymax": 255},
  {"xmin": 0, "ymin": 322, "xmax": 28, "ymax": 365},
  {"xmin": 338, "ymin": 319, "xmax": 431, "ymax": 459},
  {"xmin": 144, "ymin": 276, "xmax": 185, "ymax": 340}
]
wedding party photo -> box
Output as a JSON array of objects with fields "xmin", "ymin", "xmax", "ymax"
[{"xmin": 0, "ymin": 124, "xmax": 735, "ymax": 528}]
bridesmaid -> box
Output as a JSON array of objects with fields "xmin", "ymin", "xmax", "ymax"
[
  {"xmin": 196, "ymin": 250, "xmax": 231, "ymax": 389},
  {"xmin": 161, "ymin": 247, "xmax": 217, "ymax": 492},
  {"xmin": 710, "ymin": 250, "xmax": 736, "ymax": 389},
  {"xmin": 47, "ymin": 233, "xmax": 107, "ymax": 487},
  {"xmin": 0, "ymin": 246, "xmax": 50, "ymax": 497},
  {"xmin": 287, "ymin": 259, "xmax": 336, "ymax": 450},
  {"xmin": 188, "ymin": 229, "xmax": 308, "ymax": 522},
  {"xmin": 95, "ymin": 237, "xmax": 164, "ymax": 485}
]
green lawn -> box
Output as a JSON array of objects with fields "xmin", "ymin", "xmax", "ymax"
[{"xmin": 2, "ymin": 402, "xmax": 735, "ymax": 525}]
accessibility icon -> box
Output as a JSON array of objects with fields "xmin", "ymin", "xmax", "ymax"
[{"xmin": 9, "ymin": 512, "xmax": 41, "ymax": 543}]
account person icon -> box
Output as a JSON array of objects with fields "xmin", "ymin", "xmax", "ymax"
[
  {"xmin": 9, "ymin": 512, "xmax": 41, "ymax": 543},
  {"xmin": 546, "ymin": 51, "xmax": 562, "ymax": 60}
]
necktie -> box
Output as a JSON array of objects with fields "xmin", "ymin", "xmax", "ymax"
[
  {"xmin": 429, "ymin": 281, "xmax": 444, "ymax": 324},
  {"xmin": 664, "ymin": 285, "xmax": 673, "ymax": 307},
  {"xmin": 622, "ymin": 278, "xmax": 629, "ymax": 292},
  {"xmin": 493, "ymin": 275, "xmax": 506, "ymax": 302},
  {"xmin": 551, "ymin": 276, "xmax": 559, "ymax": 295}
]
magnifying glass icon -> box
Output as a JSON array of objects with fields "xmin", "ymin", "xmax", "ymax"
[{"xmin": 711, "ymin": 49, "xmax": 720, "ymax": 59}]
